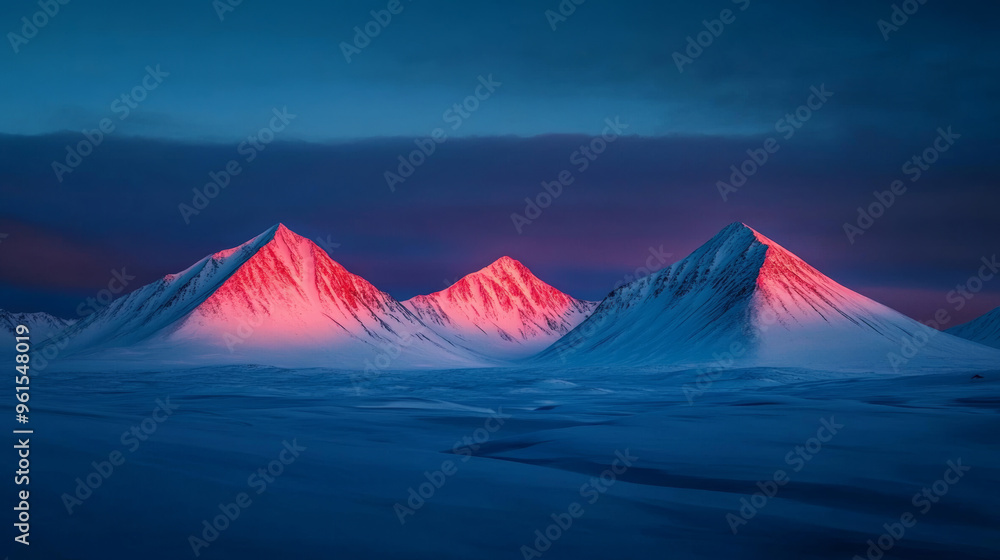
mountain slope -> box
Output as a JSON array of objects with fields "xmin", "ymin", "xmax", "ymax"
[
  {"xmin": 947, "ymin": 307, "xmax": 1000, "ymax": 349},
  {"xmin": 50, "ymin": 224, "xmax": 485, "ymax": 369},
  {"xmin": 404, "ymin": 257, "xmax": 597, "ymax": 358},
  {"xmin": 537, "ymin": 223, "xmax": 1000, "ymax": 371},
  {"xmin": 0, "ymin": 310, "xmax": 74, "ymax": 341}
]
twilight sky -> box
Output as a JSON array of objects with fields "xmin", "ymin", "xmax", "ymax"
[{"xmin": 0, "ymin": 0, "xmax": 997, "ymax": 326}]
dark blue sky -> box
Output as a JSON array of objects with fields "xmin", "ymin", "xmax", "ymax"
[{"xmin": 0, "ymin": 0, "xmax": 998, "ymax": 325}]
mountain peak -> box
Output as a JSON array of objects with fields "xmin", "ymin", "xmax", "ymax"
[
  {"xmin": 715, "ymin": 222, "xmax": 776, "ymax": 246},
  {"xmin": 55, "ymin": 221, "xmax": 483, "ymax": 368},
  {"xmin": 490, "ymin": 255, "xmax": 524, "ymax": 267},
  {"xmin": 272, "ymin": 222, "xmax": 296, "ymax": 239},
  {"xmin": 480, "ymin": 255, "xmax": 530, "ymax": 278},
  {"xmin": 541, "ymin": 223, "xmax": 995, "ymax": 370},
  {"xmin": 404, "ymin": 256, "xmax": 596, "ymax": 358}
]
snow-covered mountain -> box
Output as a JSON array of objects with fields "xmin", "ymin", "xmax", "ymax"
[
  {"xmin": 536, "ymin": 223, "xmax": 1000, "ymax": 371},
  {"xmin": 403, "ymin": 256, "xmax": 597, "ymax": 358},
  {"xmin": 947, "ymin": 307, "xmax": 1000, "ymax": 349},
  {"xmin": 49, "ymin": 224, "xmax": 486, "ymax": 369},
  {"xmin": 0, "ymin": 310, "xmax": 74, "ymax": 340}
]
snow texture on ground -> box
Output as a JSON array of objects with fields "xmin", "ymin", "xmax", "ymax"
[{"xmin": 17, "ymin": 364, "xmax": 1000, "ymax": 559}]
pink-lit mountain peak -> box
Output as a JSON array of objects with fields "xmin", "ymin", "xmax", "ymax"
[
  {"xmin": 707, "ymin": 222, "xmax": 838, "ymax": 297},
  {"xmin": 404, "ymin": 256, "xmax": 597, "ymax": 358},
  {"xmin": 438, "ymin": 255, "xmax": 573, "ymax": 310},
  {"xmin": 540, "ymin": 221, "xmax": 1000, "ymax": 369},
  {"xmin": 195, "ymin": 223, "xmax": 377, "ymax": 319},
  {"xmin": 48, "ymin": 223, "xmax": 484, "ymax": 368}
]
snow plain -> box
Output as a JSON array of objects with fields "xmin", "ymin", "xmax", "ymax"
[{"xmin": 21, "ymin": 363, "xmax": 1000, "ymax": 560}]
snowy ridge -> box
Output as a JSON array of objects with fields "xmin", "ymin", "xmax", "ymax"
[
  {"xmin": 947, "ymin": 307, "xmax": 1000, "ymax": 349},
  {"xmin": 50, "ymin": 225, "xmax": 486, "ymax": 369},
  {"xmin": 19, "ymin": 222, "xmax": 1000, "ymax": 372},
  {"xmin": 404, "ymin": 256, "xmax": 597, "ymax": 358},
  {"xmin": 538, "ymin": 223, "xmax": 1000, "ymax": 371},
  {"xmin": 44, "ymin": 225, "xmax": 277, "ymax": 350},
  {"xmin": 0, "ymin": 310, "xmax": 74, "ymax": 341}
]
